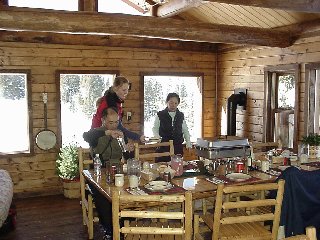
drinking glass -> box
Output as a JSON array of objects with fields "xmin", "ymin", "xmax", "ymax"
[{"xmin": 127, "ymin": 158, "xmax": 141, "ymax": 181}]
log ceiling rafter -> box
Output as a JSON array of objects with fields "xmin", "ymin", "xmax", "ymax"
[
  {"xmin": 78, "ymin": 0, "xmax": 98, "ymax": 12},
  {"xmin": 0, "ymin": 30, "xmax": 217, "ymax": 52},
  {"xmin": 0, "ymin": 7, "xmax": 298, "ymax": 47}
]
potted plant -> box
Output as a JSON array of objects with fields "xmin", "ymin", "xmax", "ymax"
[
  {"xmin": 56, "ymin": 143, "xmax": 80, "ymax": 198},
  {"xmin": 301, "ymin": 134, "xmax": 320, "ymax": 159}
]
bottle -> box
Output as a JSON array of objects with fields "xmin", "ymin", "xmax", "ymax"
[{"xmin": 93, "ymin": 154, "xmax": 102, "ymax": 176}]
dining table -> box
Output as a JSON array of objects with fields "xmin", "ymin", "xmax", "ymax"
[
  {"xmin": 82, "ymin": 158, "xmax": 320, "ymax": 204},
  {"xmin": 82, "ymin": 161, "xmax": 286, "ymax": 206}
]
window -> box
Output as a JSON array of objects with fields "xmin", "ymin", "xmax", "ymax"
[
  {"xmin": 142, "ymin": 74, "xmax": 203, "ymax": 142},
  {"xmin": 98, "ymin": 0, "xmax": 148, "ymax": 15},
  {"xmin": 264, "ymin": 64, "xmax": 299, "ymax": 151},
  {"xmin": 0, "ymin": 70, "xmax": 32, "ymax": 155},
  {"xmin": 305, "ymin": 63, "xmax": 320, "ymax": 135},
  {"xmin": 57, "ymin": 71, "xmax": 118, "ymax": 147},
  {"xmin": 9, "ymin": 0, "xmax": 78, "ymax": 11}
]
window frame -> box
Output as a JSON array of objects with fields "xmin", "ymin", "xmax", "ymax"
[
  {"xmin": 263, "ymin": 64, "xmax": 300, "ymax": 152},
  {"xmin": 55, "ymin": 70, "xmax": 119, "ymax": 148},
  {"xmin": 305, "ymin": 62, "xmax": 320, "ymax": 135},
  {"xmin": 139, "ymin": 71, "xmax": 204, "ymax": 139},
  {"xmin": 0, "ymin": 69, "xmax": 33, "ymax": 157}
]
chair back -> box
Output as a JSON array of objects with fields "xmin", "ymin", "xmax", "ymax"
[
  {"xmin": 212, "ymin": 180, "xmax": 285, "ymax": 240},
  {"xmin": 134, "ymin": 140, "xmax": 174, "ymax": 162},
  {"xmin": 112, "ymin": 190, "xmax": 193, "ymax": 240}
]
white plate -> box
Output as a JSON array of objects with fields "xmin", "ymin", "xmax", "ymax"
[
  {"xmin": 145, "ymin": 182, "xmax": 172, "ymax": 191},
  {"xmin": 148, "ymin": 180, "xmax": 167, "ymax": 186},
  {"xmin": 226, "ymin": 173, "xmax": 251, "ymax": 182}
]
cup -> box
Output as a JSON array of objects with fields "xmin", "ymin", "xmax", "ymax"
[
  {"xmin": 115, "ymin": 174, "xmax": 124, "ymax": 187},
  {"xmin": 129, "ymin": 175, "xmax": 139, "ymax": 189}
]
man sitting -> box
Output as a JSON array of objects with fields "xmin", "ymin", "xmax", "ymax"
[
  {"xmin": 83, "ymin": 107, "xmax": 132, "ymax": 166},
  {"xmin": 83, "ymin": 107, "xmax": 133, "ymax": 239}
]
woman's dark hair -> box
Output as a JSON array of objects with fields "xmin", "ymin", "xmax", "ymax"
[{"xmin": 166, "ymin": 93, "xmax": 180, "ymax": 104}]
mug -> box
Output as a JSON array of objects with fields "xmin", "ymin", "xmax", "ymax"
[
  {"xmin": 115, "ymin": 174, "xmax": 124, "ymax": 187},
  {"xmin": 129, "ymin": 175, "xmax": 139, "ymax": 189}
]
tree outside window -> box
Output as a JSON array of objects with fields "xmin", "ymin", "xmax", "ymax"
[
  {"xmin": 143, "ymin": 75, "xmax": 203, "ymax": 142},
  {"xmin": 59, "ymin": 72, "xmax": 116, "ymax": 147}
]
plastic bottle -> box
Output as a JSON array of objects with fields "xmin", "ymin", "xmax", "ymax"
[{"xmin": 94, "ymin": 154, "xmax": 102, "ymax": 176}]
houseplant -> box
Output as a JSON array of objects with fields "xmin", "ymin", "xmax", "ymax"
[
  {"xmin": 301, "ymin": 134, "xmax": 320, "ymax": 159},
  {"xmin": 56, "ymin": 143, "xmax": 80, "ymax": 198}
]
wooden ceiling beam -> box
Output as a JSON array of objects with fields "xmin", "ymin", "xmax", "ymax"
[
  {"xmin": 157, "ymin": 0, "xmax": 203, "ymax": 17},
  {"xmin": 78, "ymin": 0, "xmax": 98, "ymax": 12},
  {"xmin": 0, "ymin": 30, "xmax": 217, "ymax": 52},
  {"xmin": 204, "ymin": 0, "xmax": 320, "ymax": 13},
  {"xmin": 0, "ymin": 7, "xmax": 296, "ymax": 47}
]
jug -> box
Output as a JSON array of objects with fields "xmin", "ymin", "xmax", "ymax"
[
  {"xmin": 171, "ymin": 154, "xmax": 184, "ymax": 176},
  {"xmin": 127, "ymin": 158, "xmax": 141, "ymax": 179}
]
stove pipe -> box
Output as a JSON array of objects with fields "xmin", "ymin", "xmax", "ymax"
[{"xmin": 227, "ymin": 90, "xmax": 247, "ymax": 136}]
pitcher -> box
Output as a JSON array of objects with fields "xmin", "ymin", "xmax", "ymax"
[
  {"xmin": 171, "ymin": 154, "xmax": 184, "ymax": 176},
  {"xmin": 127, "ymin": 158, "xmax": 141, "ymax": 178}
]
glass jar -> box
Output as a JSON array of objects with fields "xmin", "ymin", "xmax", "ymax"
[
  {"xmin": 171, "ymin": 154, "xmax": 184, "ymax": 176},
  {"xmin": 127, "ymin": 158, "xmax": 141, "ymax": 179}
]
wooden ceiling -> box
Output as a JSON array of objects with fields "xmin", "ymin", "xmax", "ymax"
[{"xmin": 0, "ymin": 0, "xmax": 319, "ymax": 50}]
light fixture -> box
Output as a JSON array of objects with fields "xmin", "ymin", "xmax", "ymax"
[{"xmin": 141, "ymin": 0, "xmax": 169, "ymax": 13}]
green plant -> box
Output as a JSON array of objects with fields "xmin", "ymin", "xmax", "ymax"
[
  {"xmin": 56, "ymin": 143, "xmax": 79, "ymax": 180},
  {"xmin": 302, "ymin": 134, "xmax": 320, "ymax": 146}
]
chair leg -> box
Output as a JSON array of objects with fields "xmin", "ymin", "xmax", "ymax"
[
  {"xmin": 202, "ymin": 199, "xmax": 207, "ymax": 215},
  {"xmin": 88, "ymin": 195, "xmax": 94, "ymax": 239},
  {"xmin": 81, "ymin": 200, "xmax": 87, "ymax": 226},
  {"xmin": 194, "ymin": 214, "xmax": 200, "ymax": 240}
]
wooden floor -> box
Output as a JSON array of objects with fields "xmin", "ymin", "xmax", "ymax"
[{"xmin": 0, "ymin": 195, "xmax": 104, "ymax": 240}]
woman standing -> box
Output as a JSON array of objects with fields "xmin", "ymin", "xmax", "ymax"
[
  {"xmin": 152, "ymin": 93, "xmax": 191, "ymax": 161},
  {"xmin": 91, "ymin": 76, "xmax": 144, "ymax": 142}
]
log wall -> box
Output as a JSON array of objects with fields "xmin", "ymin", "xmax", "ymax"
[
  {"xmin": 0, "ymin": 41, "xmax": 216, "ymax": 197},
  {"xmin": 217, "ymin": 29, "xmax": 320, "ymax": 143}
]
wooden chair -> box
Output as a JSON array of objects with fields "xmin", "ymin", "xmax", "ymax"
[
  {"xmin": 134, "ymin": 139, "xmax": 174, "ymax": 162},
  {"xmin": 112, "ymin": 190, "xmax": 193, "ymax": 240},
  {"xmin": 78, "ymin": 147, "xmax": 99, "ymax": 240},
  {"xmin": 282, "ymin": 226, "xmax": 317, "ymax": 240},
  {"xmin": 194, "ymin": 180, "xmax": 285, "ymax": 240}
]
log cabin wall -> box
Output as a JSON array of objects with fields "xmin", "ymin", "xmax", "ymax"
[
  {"xmin": 0, "ymin": 41, "xmax": 216, "ymax": 197},
  {"xmin": 217, "ymin": 28, "xmax": 320, "ymax": 143}
]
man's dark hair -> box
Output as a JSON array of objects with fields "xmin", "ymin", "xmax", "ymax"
[
  {"xmin": 166, "ymin": 93, "xmax": 180, "ymax": 104},
  {"xmin": 102, "ymin": 107, "xmax": 118, "ymax": 119}
]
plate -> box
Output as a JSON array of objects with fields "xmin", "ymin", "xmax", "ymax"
[
  {"xmin": 145, "ymin": 181, "xmax": 173, "ymax": 191},
  {"xmin": 226, "ymin": 173, "xmax": 251, "ymax": 182}
]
